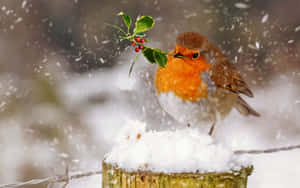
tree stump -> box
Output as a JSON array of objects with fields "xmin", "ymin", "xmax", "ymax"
[{"xmin": 102, "ymin": 161, "xmax": 253, "ymax": 188}]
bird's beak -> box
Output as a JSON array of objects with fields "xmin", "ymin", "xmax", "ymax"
[{"xmin": 173, "ymin": 52, "xmax": 184, "ymax": 58}]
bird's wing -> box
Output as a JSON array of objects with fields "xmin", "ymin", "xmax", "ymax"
[
  {"xmin": 209, "ymin": 59, "xmax": 260, "ymax": 117},
  {"xmin": 210, "ymin": 59, "xmax": 254, "ymax": 97},
  {"xmin": 234, "ymin": 95, "xmax": 260, "ymax": 116}
]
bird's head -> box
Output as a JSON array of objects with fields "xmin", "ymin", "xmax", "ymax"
[
  {"xmin": 174, "ymin": 32, "xmax": 210, "ymax": 61},
  {"xmin": 164, "ymin": 32, "xmax": 211, "ymax": 74},
  {"xmin": 154, "ymin": 32, "xmax": 212, "ymax": 101}
]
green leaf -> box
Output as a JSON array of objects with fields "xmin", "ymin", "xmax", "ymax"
[
  {"xmin": 142, "ymin": 48, "xmax": 156, "ymax": 64},
  {"xmin": 104, "ymin": 23, "xmax": 127, "ymax": 35},
  {"xmin": 134, "ymin": 16, "xmax": 155, "ymax": 34},
  {"xmin": 119, "ymin": 36, "xmax": 126, "ymax": 41},
  {"xmin": 118, "ymin": 12, "xmax": 132, "ymax": 32},
  {"xmin": 135, "ymin": 32, "xmax": 146, "ymax": 38},
  {"xmin": 153, "ymin": 50, "xmax": 167, "ymax": 67}
]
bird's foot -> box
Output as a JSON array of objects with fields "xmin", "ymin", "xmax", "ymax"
[{"xmin": 208, "ymin": 122, "xmax": 216, "ymax": 136}]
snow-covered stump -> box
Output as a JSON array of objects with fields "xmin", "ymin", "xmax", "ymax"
[{"xmin": 102, "ymin": 121, "xmax": 253, "ymax": 188}]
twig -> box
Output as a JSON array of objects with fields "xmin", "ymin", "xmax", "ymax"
[
  {"xmin": 61, "ymin": 166, "xmax": 69, "ymax": 188},
  {"xmin": 208, "ymin": 122, "xmax": 215, "ymax": 136},
  {"xmin": 129, "ymin": 52, "xmax": 142, "ymax": 76},
  {"xmin": 234, "ymin": 144, "xmax": 300, "ymax": 154},
  {"xmin": 0, "ymin": 170, "xmax": 102, "ymax": 188},
  {"xmin": 104, "ymin": 23, "xmax": 127, "ymax": 35},
  {"xmin": 61, "ymin": 182, "xmax": 68, "ymax": 188}
]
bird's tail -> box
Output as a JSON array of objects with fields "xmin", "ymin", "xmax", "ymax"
[{"xmin": 234, "ymin": 96, "xmax": 260, "ymax": 117}]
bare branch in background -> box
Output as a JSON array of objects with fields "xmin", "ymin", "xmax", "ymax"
[
  {"xmin": 0, "ymin": 170, "xmax": 102, "ymax": 188},
  {"xmin": 234, "ymin": 144, "xmax": 300, "ymax": 154},
  {"xmin": 61, "ymin": 166, "xmax": 70, "ymax": 188}
]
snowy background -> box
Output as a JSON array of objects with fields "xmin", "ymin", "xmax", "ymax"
[{"xmin": 0, "ymin": 0, "xmax": 300, "ymax": 187}]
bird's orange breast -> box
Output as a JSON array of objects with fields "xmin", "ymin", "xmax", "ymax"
[{"xmin": 155, "ymin": 49, "xmax": 211, "ymax": 102}]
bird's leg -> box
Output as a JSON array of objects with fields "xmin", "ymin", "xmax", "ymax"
[{"xmin": 208, "ymin": 122, "xmax": 216, "ymax": 136}]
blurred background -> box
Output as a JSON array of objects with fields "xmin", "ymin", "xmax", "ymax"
[{"xmin": 0, "ymin": 0, "xmax": 300, "ymax": 187}]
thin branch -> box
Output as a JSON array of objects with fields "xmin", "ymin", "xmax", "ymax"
[
  {"xmin": 0, "ymin": 170, "xmax": 102, "ymax": 188},
  {"xmin": 104, "ymin": 23, "xmax": 127, "ymax": 35},
  {"xmin": 129, "ymin": 53, "xmax": 142, "ymax": 76},
  {"xmin": 61, "ymin": 166, "xmax": 70, "ymax": 188},
  {"xmin": 61, "ymin": 182, "xmax": 68, "ymax": 188},
  {"xmin": 234, "ymin": 144, "xmax": 300, "ymax": 154}
]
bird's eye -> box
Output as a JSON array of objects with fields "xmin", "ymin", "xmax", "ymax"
[{"xmin": 192, "ymin": 53, "xmax": 199, "ymax": 58}]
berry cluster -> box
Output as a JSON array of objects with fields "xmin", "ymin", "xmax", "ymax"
[{"xmin": 131, "ymin": 36, "xmax": 145, "ymax": 52}]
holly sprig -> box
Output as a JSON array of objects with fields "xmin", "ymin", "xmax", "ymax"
[{"xmin": 107, "ymin": 12, "xmax": 170, "ymax": 75}]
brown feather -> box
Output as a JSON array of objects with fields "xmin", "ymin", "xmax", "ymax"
[
  {"xmin": 176, "ymin": 32, "xmax": 254, "ymax": 98},
  {"xmin": 176, "ymin": 32, "xmax": 208, "ymax": 49},
  {"xmin": 210, "ymin": 59, "xmax": 254, "ymax": 98},
  {"xmin": 175, "ymin": 32, "xmax": 260, "ymax": 117},
  {"xmin": 234, "ymin": 96, "xmax": 260, "ymax": 117}
]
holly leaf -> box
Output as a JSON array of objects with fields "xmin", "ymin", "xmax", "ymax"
[
  {"xmin": 119, "ymin": 36, "xmax": 126, "ymax": 41},
  {"xmin": 118, "ymin": 12, "xmax": 131, "ymax": 32},
  {"xmin": 153, "ymin": 50, "xmax": 167, "ymax": 67},
  {"xmin": 142, "ymin": 48, "xmax": 155, "ymax": 64},
  {"xmin": 135, "ymin": 32, "xmax": 146, "ymax": 38},
  {"xmin": 134, "ymin": 16, "xmax": 155, "ymax": 34}
]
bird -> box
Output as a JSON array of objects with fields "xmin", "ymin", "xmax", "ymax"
[{"xmin": 154, "ymin": 32, "xmax": 260, "ymax": 135}]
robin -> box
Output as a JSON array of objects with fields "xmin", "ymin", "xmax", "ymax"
[{"xmin": 155, "ymin": 32, "xmax": 260, "ymax": 135}]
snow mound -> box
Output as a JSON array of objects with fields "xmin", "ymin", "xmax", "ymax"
[{"xmin": 104, "ymin": 120, "xmax": 252, "ymax": 173}]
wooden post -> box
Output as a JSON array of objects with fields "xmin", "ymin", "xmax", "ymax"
[{"xmin": 102, "ymin": 161, "xmax": 253, "ymax": 188}]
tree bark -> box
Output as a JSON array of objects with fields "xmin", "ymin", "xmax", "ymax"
[{"xmin": 102, "ymin": 161, "xmax": 253, "ymax": 188}]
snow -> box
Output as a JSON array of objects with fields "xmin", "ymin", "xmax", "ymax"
[
  {"xmin": 67, "ymin": 174, "xmax": 102, "ymax": 188},
  {"xmin": 1, "ymin": 1, "xmax": 299, "ymax": 187},
  {"xmin": 104, "ymin": 120, "xmax": 251, "ymax": 173},
  {"xmin": 261, "ymin": 14, "xmax": 269, "ymax": 23},
  {"xmin": 249, "ymin": 150, "xmax": 300, "ymax": 188},
  {"xmin": 255, "ymin": 42, "xmax": 260, "ymax": 49},
  {"xmin": 234, "ymin": 3, "xmax": 250, "ymax": 9},
  {"xmin": 61, "ymin": 59, "xmax": 300, "ymax": 187},
  {"xmin": 248, "ymin": 44, "xmax": 259, "ymax": 50},
  {"xmin": 14, "ymin": 17, "xmax": 23, "ymax": 24},
  {"xmin": 57, "ymin": 49, "xmax": 300, "ymax": 187},
  {"xmin": 69, "ymin": 150, "xmax": 300, "ymax": 188},
  {"xmin": 21, "ymin": 0, "xmax": 27, "ymax": 9}
]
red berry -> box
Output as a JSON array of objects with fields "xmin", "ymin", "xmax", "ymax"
[
  {"xmin": 139, "ymin": 45, "xmax": 144, "ymax": 49},
  {"xmin": 131, "ymin": 41, "xmax": 136, "ymax": 46},
  {"xmin": 135, "ymin": 37, "xmax": 140, "ymax": 42},
  {"xmin": 135, "ymin": 47, "xmax": 140, "ymax": 52},
  {"xmin": 141, "ymin": 38, "xmax": 145, "ymax": 43}
]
